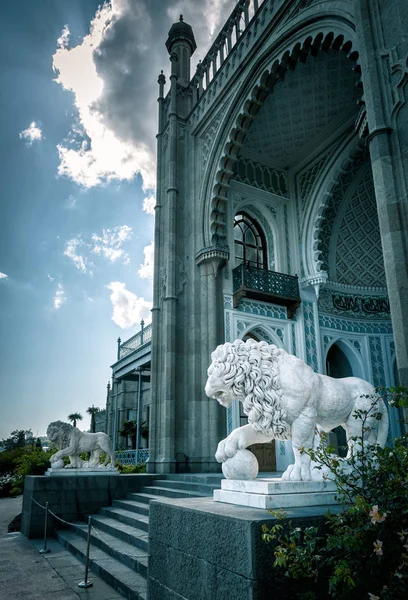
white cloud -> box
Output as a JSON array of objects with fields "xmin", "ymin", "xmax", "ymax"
[
  {"xmin": 143, "ymin": 194, "xmax": 156, "ymax": 215},
  {"xmin": 47, "ymin": 274, "xmax": 55, "ymax": 282},
  {"xmin": 52, "ymin": 1, "xmax": 236, "ymax": 191},
  {"xmin": 91, "ymin": 225, "xmax": 132, "ymax": 263},
  {"xmin": 64, "ymin": 237, "xmax": 89, "ymax": 273},
  {"xmin": 107, "ymin": 281, "xmax": 152, "ymax": 329},
  {"xmin": 64, "ymin": 225, "xmax": 133, "ymax": 272},
  {"xmin": 19, "ymin": 121, "xmax": 43, "ymax": 145},
  {"xmin": 53, "ymin": 283, "xmax": 66, "ymax": 309},
  {"xmin": 0, "ymin": 272, "xmax": 8, "ymax": 280},
  {"xmin": 138, "ymin": 241, "xmax": 154, "ymax": 279},
  {"xmin": 57, "ymin": 25, "xmax": 70, "ymax": 49}
]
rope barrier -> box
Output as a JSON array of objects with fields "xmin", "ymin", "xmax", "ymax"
[{"xmin": 30, "ymin": 496, "xmax": 142, "ymax": 568}]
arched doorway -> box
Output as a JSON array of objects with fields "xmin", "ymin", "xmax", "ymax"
[
  {"xmin": 326, "ymin": 342, "xmax": 356, "ymax": 456},
  {"xmin": 241, "ymin": 330, "xmax": 277, "ymax": 472}
]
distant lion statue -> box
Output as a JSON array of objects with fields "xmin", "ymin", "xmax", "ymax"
[
  {"xmin": 205, "ymin": 339, "xmax": 389, "ymax": 481},
  {"xmin": 47, "ymin": 421, "xmax": 115, "ymax": 469}
]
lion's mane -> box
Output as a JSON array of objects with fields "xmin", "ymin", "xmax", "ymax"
[
  {"xmin": 46, "ymin": 421, "xmax": 76, "ymax": 450},
  {"xmin": 210, "ymin": 339, "xmax": 290, "ymax": 439}
]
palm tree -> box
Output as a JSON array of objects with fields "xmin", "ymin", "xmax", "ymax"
[
  {"xmin": 119, "ymin": 420, "xmax": 149, "ymax": 449},
  {"xmin": 87, "ymin": 405, "xmax": 101, "ymax": 433},
  {"xmin": 68, "ymin": 413, "xmax": 83, "ymax": 428}
]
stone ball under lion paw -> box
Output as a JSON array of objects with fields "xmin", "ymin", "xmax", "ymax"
[
  {"xmin": 222, "ymin": 449, "xmax": 259, "ymax": 480},
  {"xmin": 51, "ymin": 459, "xmax": 64, "ymax": 470}
]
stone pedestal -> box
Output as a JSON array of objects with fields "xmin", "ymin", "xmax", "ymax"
[
  {"xmin": 213, "ymin": 478, "xmax": 338, "ymax": 509},
  {"xmin": 21, "ymin": 473, "xmax": 157, "ymax": 538},
  {"xmin": 148, "ymin": 496, "xmax": 342, "ymax": 600},
  {"xmin": 45, "ymin": 467, "xmax": 120, "ymax": 476}
]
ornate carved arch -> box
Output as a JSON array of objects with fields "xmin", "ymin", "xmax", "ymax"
[
  {"xmin": 204, "ymin": 28, "xmax": 361, "ymax": 250},
  {"xmin": 302, "ymin": 139, "xmax": 368, "ymax": 279}
]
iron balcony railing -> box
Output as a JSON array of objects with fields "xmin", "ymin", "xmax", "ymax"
[
  {"xmin": 118, "ymin": 321, "xmax": 152, "ymax": 360},
  {"xmin": 232, "ymin": 264, "xmax": 300, "ymax": 317},
  {"xmin": 115, "ymin": 449, "xmax": 149, "ymax": 466}
]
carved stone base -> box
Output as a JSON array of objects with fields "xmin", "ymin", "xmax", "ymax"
[
  {"xmin": 45, "ymin": 467, "xmax": 120, "ymax": 476},
  {"xmin": 213, "ymin": 477, "xmax": 338, "ymax": 509}
]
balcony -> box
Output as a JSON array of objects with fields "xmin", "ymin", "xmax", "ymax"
[
  {"xmin": 119, "ymin": 321, "xmax": 152, "ymax": 359},
  {"xmin": 232, "ymin": 264, "xmax": 301, "ymax": 318}
]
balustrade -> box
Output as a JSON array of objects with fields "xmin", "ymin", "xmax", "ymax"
[
  {"xmin": 115, "ymin": 449, "xmax": 149, "ymax": 465},
  {"xmin": 119, "ymin": 321, "xmax": 152, "ymax": 359},
  {"xmin": 192, "ymin": 0, "xmax": 269, "ymax": 100}
]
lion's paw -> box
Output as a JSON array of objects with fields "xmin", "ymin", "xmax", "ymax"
[
  {"xmin": 282, "ymin": 463, "xmax": 313, "ymax": 481},
  {"xmin": 215, "ymin": 439, "xmax": 228, "ymax": 463}
]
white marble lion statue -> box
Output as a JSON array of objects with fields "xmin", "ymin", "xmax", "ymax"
[
  {"xmin": 205, "ymin": 339, "xmax": 389, "ymax": 481},
  {"xmin": 47, "ymin": 421, "xmax": 115, "ymax": 469}
]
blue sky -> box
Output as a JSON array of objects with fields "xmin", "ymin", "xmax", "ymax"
[{"xmin": 0, "ymin": 0, "xmax": 236, "ymax": 438}]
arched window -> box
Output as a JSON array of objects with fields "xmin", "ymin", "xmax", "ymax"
[{"xmin": 234, "ymin": 212, "xmax": 267, "ymax": 269}]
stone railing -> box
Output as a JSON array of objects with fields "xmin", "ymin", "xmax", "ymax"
[
  {"xmin": 118, "ymin": 321, "xmax": 152, "ymax": 359},
  {"xmin": 115, "ymin": 449, "xmax": 149, "ymax": 466},
  {"xmin": 189, "ymin": 0, "xmax": 286, "ymax": 125},
  {"xmin": 192, "ymin": 0, "xmax": 266, "ymax": 97}
]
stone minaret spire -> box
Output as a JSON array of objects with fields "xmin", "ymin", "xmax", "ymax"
[
  {"xmin": 148, "ymin": 16, "xmax": 198, "ymax": 474},
  {"xmin": 165, "ymin": 14, "xmax": 197, "ymax": 86}
]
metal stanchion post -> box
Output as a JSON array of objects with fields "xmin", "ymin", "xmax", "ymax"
[
  {"xmin": 78, "ymin": 516, "xmax": 93, "ymax": 588},
  {"xmin": 39, "ymin": 501, "xmax": 51, "ymax": 554}
]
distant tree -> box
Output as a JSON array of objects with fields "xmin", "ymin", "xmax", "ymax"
[
  {"xmin": 119, "ymin": 420, "xmax": 148, "ymax": 449},
  {"xmin": 35, "ymin": 438, "xmax": 42, "ymax": 450},
  {"xmin": 67, "ymin": 413, "xmax": 83, "ymax": 428},
  {"xmin": 1, "ymin": 430, "xmax": 32, "ymax": 451},
  {"xmin": 87, "ymin": 405, "xmax": 101, "ymax": 433}
]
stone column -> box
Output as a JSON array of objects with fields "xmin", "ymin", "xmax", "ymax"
[
  {"xmin": 147, "ymin": 71, "xmax": 166, "ymax": 474},
  {"xmin": 118, "ymin": 380, "xmax": 127, "ymax": 449},
  {"xmin": 105, "ymin": 382, "xmax": 111, "ymax": 436},
  {"xmin": 196, "ymin": 248, "xmax": 229, "ymax": 470},
  {"xmin": 355, "ymin": 0, "xmax": 408, "ymax": 386}
]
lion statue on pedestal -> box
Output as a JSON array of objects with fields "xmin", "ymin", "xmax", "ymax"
[
  {"xmin": 46, "ymin": 421, "xmax": 115, "ymax": 469},
  {"xmin": 205, "ymin": 339, "xmax": 389, "ymax": 481}
]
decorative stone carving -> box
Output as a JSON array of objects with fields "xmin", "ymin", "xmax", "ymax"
[
  {"xmin": 205, "ymin": 340, "xmax": 389, "ymax": 481},
  {"xmin": 318, "ymin": 288, "xmax": 390, "ymax": 319},
  {"xmin": 232, "ymin": 156, "xmax": 288, "ymax": 197},
  {"xmin": 200, "ymin": 107, "xmax": 227, "ymax": 173},
  {"xmin": 47, "ymin": 421, "xmax": 116, "ymax": 470}
]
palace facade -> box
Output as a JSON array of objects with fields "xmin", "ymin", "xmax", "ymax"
[{"xmin": 106, "ymin": 0, "xmax": 408, "ymax": 474}]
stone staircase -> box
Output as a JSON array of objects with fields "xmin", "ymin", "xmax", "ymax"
[{"xmin": 55, "ymin": 474, "xmax": 223, "ymax": 600}]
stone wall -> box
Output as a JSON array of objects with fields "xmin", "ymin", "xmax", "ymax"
[
  {"xmin": 21, "ymin": 473, "xmax": 157, "ymax": 538},
  {"xmin": 148, "ymin": 496, "xmax": 339, "ymax": 600}
]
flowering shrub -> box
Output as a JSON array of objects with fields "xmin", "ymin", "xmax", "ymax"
[
  {"xmin": 0, "ymin": 473, "xmax": 14, "ymax": 498},
  {"xmin": 10, "ymin": 448, "xmax": 54, "ymax": 495},
  {"xmin": 262, "ymin": 387, "xmax": 408, "ymax": 600}
]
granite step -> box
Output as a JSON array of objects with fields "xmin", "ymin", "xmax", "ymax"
[
  {"xmin": 56, "ymin": 528, "xmax": 147, "ymax": 600},
  {"xmin": 112, "ymin": 498, "xmax": 150, "ymax": 516},
  {"xmin": 99, "ymin": 506, "xmax": 149, "ymax": 532},
  {"xmin": 127, "ymin": 492, "xmax": 160, "ymax": 505},
  {"xmin": 72, "ymin": 521, "xmax": 148, "ymax": 577},
  {"xmin": 139, "ymin": 485, "xmax": 209, "ymax": 499},
  {"xmin": 160, "ymin": 473, "xmax": 224, "ymax": 486},
  {"xmin": 151, "ymin": 479, "xmax": 218, "ymax": 495},
  {"xmin": 91, "ymin": 513, "xmax": 149, "ymax": 551}
]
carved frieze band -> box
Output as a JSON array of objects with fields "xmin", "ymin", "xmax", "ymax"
[{"xmin": 318, "ymin": 288, "xmax": 390, "ymax": 320}]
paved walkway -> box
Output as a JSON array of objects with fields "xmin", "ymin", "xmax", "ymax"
[{"xmin": 0, "ymin": 497, "xmax": 124, "ymax": 600}]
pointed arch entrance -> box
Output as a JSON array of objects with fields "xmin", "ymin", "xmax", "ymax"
[{"xmin": 325, "ymin": 341, "xmax": 362, "ymax": 456}]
